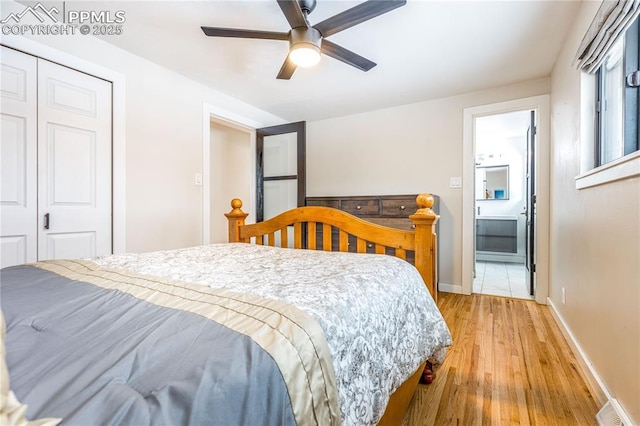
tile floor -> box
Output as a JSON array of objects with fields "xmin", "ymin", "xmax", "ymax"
[{"xmin": 473, "ymin": 261, "xmax": 534, "ymax": 299}]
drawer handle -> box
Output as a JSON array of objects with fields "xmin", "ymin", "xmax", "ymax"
[
  {"xmin": 356, "ymin": 205, "xmax": 361, "ymax": 210},
  {"xmin": 400, "ymin": 205, "xmax": 406, "ymax": 210},
  {"xmin": 367, "ymin": 243, "xmax": 373, "ymax": 248},
  {"xmin": 412, "ymin": 224, "xmax": 416, "ymax": 229}
]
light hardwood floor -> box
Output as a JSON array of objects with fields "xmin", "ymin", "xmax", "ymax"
[{"xmin": 405, "ymin": 293, "xmax": 600, "ymax": 425}]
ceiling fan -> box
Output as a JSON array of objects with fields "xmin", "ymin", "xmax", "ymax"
[{"xmin": 201, "ymin": 0, "xmax": 407, "ymax": 80}]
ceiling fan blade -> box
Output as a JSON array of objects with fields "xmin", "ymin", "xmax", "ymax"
[
  {"xmin": 276, "ymin": 56, "xmax": 298, "ymax": 79},
  {"xmin": 277, "ymin": 0, "xmax": 308, "ymax": 29},
  {"xmin": 321, "ymin": 40, "xmax": 376, "ymax": 72},
  {"xmin": 313, "ymin": 0, "xmax": 406, "ymax": 38},
  {"xmin": 201, "ymin": 27, "xmax": 289, "ymax": 40}
]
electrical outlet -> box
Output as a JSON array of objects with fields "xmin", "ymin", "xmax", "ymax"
[
  {"xmin": 561, "ymin": 288, "xmax": 566, "ymax": 305},
  {"xmin": 195, "ymin": 173, "xmax": 202, "ymax": 186}
]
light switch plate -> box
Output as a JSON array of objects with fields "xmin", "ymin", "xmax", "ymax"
[
  {"xmin": 195, "ymin": 173, "xmax": 202, "ymax": 186},
  {"xmin": 450, "ymin": 177, "xmax": 462, "ymax": 188}
]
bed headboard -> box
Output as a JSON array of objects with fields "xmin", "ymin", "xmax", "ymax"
[
  {"xmin": 225, "ymin": 194, "xmax": 439, "ymax": 301},
  {"xmin": 305, "ymin": 193, "xmax": 440, "ymax": 265}
]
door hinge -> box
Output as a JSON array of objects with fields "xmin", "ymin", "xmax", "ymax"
[
  {"xmin": 596, "ymin": 100, "xmax": 601, "ymax": 113},
  {"xmin": 532, "ymin": 125, "xmax": 537, "ymax": 136},
  {"xmin": 626, "ymin": 70, "xmax": 640, "ymax": 88},
  {"xmin": 532, "ymin": 264, "xmax": 536, "ymax": 273}
]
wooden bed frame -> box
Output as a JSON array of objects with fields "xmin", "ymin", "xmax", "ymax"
[{"xmin": 226, "ymin": 193, "xmax": 439, "ymax": 425}]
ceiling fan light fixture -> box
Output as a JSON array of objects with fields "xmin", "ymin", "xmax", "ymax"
[
  {"xmin": 289, "ymin": 44, "xmax": 321, "ymax": 67},
  {"xmin": 288, "ymin": 27, "xmax": 322, "ymax": 68}
]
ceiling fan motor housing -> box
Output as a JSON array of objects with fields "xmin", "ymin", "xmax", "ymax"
[{"xmin": 289, "ymin": 26, "xmax": 322, "ymax": 51}]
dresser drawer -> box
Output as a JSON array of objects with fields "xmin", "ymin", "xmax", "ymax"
[
  {"xmin": 341, "ymin": 199, "xmax": 380, "ymax": 216},
  {"xmin": 381, "ymin": 197, "xmax": 417, "ymax": 217},
  {"xmin": 306, "ymin": 199, "xmax": 340, "ymax": 209}
]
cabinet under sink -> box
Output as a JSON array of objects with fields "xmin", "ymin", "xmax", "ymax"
[{"xmin": 475, "ymin": 217, "xmax": 517, "ymax": 254}]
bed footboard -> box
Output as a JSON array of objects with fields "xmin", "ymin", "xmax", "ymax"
[{"xmin": 226, "ymin": 193, "xmax": 439, "ymax": 300}]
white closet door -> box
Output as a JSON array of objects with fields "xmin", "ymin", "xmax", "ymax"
[
  {"xmin": 0, "ymin": 47, "xmax": 38, "ymax": 268},
  {"xmin": 37, "ymin": 59, "xmax": 112, "ymax": 260}
]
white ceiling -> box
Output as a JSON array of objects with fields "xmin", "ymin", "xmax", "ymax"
[{"xmin": 89, "ymin": 0, "xmax": 581, "ymax": 122}]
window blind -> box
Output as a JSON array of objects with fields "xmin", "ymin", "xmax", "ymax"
[{"xmin": 574, "ymin": 0, "xmax": 640, "ymax": 73}]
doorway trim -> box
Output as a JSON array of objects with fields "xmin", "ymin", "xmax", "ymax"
[
  {"xmin": 2, "ymin": 36, "xmax": 127, "ymax": 254},
  {"xmin": 462, "ymin": 95, "xmax": 550, "ymax": 304},
  {"xmin": 201, "ymin": 103, "xmax": 264, "ymax": 244}
]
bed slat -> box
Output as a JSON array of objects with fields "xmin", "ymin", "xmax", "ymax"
[
  {"xmin": 323, "ymin": 224, "xmax": 332, "ymax": 251},
  {"xmin": 339, "ymin": 230, "xmax": 349, "ymax": 252},
  {"xmin": 308, "ymin": 222, "xmax": 317, "ymax": 250},
  {"xmin": 396, "ymin": 248, "xmax": 406, "ymax": 260},
  {"xmin": 294, "ymin": 223, "xmax": 302, "ymax": 249},
  {"xmin": 281, "ymin": 227, "xmax": 288, "ymax": 248},
  {"xmin": 356, "ymin": 237, "xmax": 366, "ymax": 253},
  {"xmin": 375, "ymin": 244, "xmax": 386, "ymax": 255},
  {"xmin": 268, "ymin": 232, "xmax": 276, "ymax": 247}
]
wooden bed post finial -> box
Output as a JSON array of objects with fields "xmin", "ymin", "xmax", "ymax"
[
  {"xmin": 410, "ymin": 193, "xmax": 439, "ymax": 302},
  {"xmin": 415, "ymin": 193, "xmax": 434, "ymax": 214},
  {"xmin": 225, "ymin": 198, "xmax": 249, "ymax": 243}
]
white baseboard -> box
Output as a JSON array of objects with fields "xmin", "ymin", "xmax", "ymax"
[
  {"xmin": 438, "ymin": 282, "xmax": 464, "ymax": 294},
  {"xmin": 546, "ymin": 298, "xmax": 620, "ymax": 412}
]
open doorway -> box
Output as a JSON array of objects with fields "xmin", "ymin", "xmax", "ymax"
[
  {"xmin": 462, "ymin": 95, "xmax": 550, "ymax": 305},
  {"xmin": 209, "ymin": 119, "xmax": 254, "ymax": 243},
  {"xmin": 202, "ymin": 104, "xmax": 265, "ymax": 245},
  {"xmin": 473, "ymin": 110, "xmax": 534, "ymax": 299}
]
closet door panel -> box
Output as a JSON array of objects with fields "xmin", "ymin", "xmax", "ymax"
[
  {"xmin": 47, "ymin": 124, "xmax": 96, "ymax": 205},
  {"xmin": 37, "ymin": 59, "xmax": 112, "ymax": 260},
  {"xmin": 45, "ymin": 232, "xmax": 97, "ymax": 260},
  {"xmin": 0, "ymin": 46, "xmax": 37, "ymax": 267}
]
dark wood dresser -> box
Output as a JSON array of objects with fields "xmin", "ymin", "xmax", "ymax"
[{"xmin": 305, "ymin": 194, "xmax": 440, "ymax": 285}]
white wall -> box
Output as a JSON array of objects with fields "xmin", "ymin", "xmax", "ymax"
[
  {"xmin": 549, "ymin": 1, "xmax": 640, "ymax": 423},
  {"xmin": 1, "ymin": 0, "xmax": 284, "ymax": 252},
  {"xmin": 475, "ymin": 134, "xmax": 527, "ymax": 218},
  {"xmin": 307, "ymin": 78, "xmax": 549, "ymax": 287}
]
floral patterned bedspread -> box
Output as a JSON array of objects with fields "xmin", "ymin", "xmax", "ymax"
[{"xmin": 93, "ymin": 243, "xmax": 452, "ymax": 425}]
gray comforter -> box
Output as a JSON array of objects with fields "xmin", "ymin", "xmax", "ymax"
[{"xmin": 2, "ymin": 259, "xmax": 340, "ymax": 425}]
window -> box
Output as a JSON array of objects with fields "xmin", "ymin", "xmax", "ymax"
[{"xmin": 595, "ymin": 17, "xmax": 639, "ymax": 167}]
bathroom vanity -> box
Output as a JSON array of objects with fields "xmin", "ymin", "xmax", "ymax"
[{"xmin": 475, "ymin": 216, "xmax": 520, "ymax": 263}]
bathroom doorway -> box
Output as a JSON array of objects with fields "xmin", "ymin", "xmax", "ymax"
[
  {"xmin": 462, "ymin": 95, "xmax": 549, "ymax": 304},
  {"xmin": 473, "ymin": 109, "xmax": 535, "ymax": 299}
]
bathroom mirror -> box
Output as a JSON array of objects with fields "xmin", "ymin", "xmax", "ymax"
[{"xmin": 475, "ymin": 165, "xmax": 509, "ymax": 200}]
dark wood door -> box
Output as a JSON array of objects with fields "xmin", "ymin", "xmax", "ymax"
[
  {"xmin": 256, "ymin": 122, "xmax": 306, "ymax": 222},
  {"xmin": 525, "ymin": 110, "xmax": 536, "ymax": 296}
]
